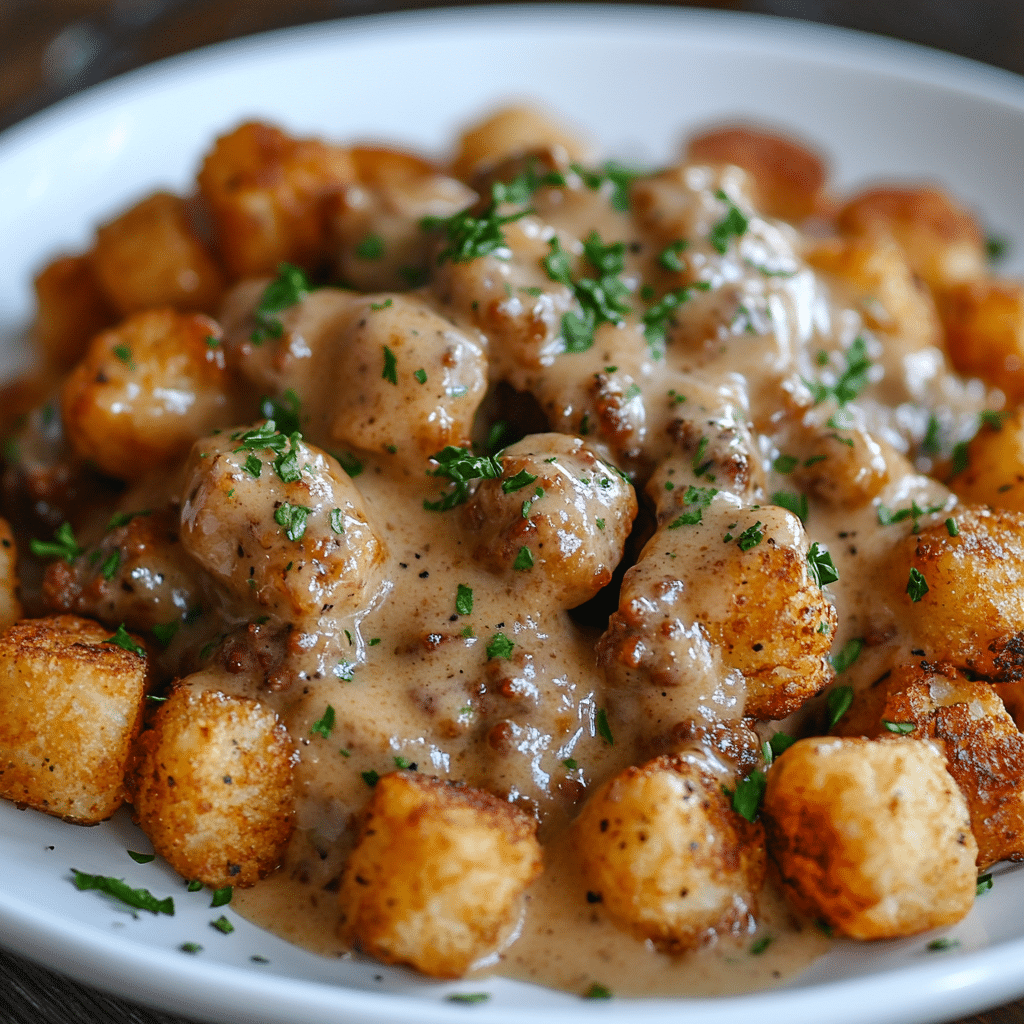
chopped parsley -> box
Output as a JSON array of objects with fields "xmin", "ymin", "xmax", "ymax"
[
  {"xmin": 907, "ymin": 567, "xmax": 929, "ymax": 602},
  {"xmin": 658, "ymin": 238, "xmax": 688, "ymax": 272},
  {"xmin": 926, "ymin": 937, "xmax": 959, "ymax": 952},
  {"xmin": 311, "ymin": 705, "xmax": 336, "ymax": 739},
  {"xmin": 414, "ymin": 368, "xmax": 428, "ymax": 384},
  {"xmin": 805, "ymin": 336, "xmax": 872, "ymax": 406},
  {"xmin": 112, "ymin": 344, "xmax": 134, "ymax": 368},
  {"xmin": 977, "ymin": 873, "xmax": 993, "ymax": 896},
  {"xmin": 231, "ymin": 422, "xmax": 305, "ymax": 484},
  {"xmin": 729, "ymin": 771, "xmax": 766, "ymax": 822},
  {"xmin": 583, "ymin": 982, "xmax": 613, "ymax": 1000},
  {"xmin": 513, "ymin": 545, "xmax": 534, "ymax": 570},
  {"xmin": 72, "ymin": 870, "xmax": 173, "ymax": 915},
  {"xmin": 30, "ymin": 522, "xmax": 83, "ymax": 561},
  {"xmin": 642, "ymin": 282, "xmax": 709, "ymax": 357},
  {"xmin": 826, "ymin": 685, "xmax": 854, "ymax": 730},
  {"xmin": 393, "ymin": 755, "xmax": 415, "ymax": 770},
  {"xmin": 251, "ymin": 263, "xmax": 311, "ymax": 344},
  {"xmin": 573, "ymin": 159, "xmax": 643, "ymax": 212},
  {"xmin": 361, "ymin": 769, "xmax": 380, "ymax": 788},
  {"xmin": 831, "ymin": 638, "xmax": 863, "ymax": 674},
  {"xmin": 335, "ymin": 449, "xmax": 364, "ymax": 478},
  {"xmin": 455, "ymin": 584, "xmax": 474, "ymax": 616},
  {"xmin": 259, "ymin": 389, "xmax": 302, "ymax": 435},
  {"xmin": 103, "ymin": 623, "xmax": 146, "ymax": 658},
  {"xmin": 329, "ymin": 508, "xmax": 345, "ymax": 535},
  {"xmin": 424, "ymin": 177, "xmax": 533, "ymax": 264},
  {"xmin": 448, "ymin": 993, "xmax": 491, "ymax": 1004},
  {"xmin": 355, "ymin": 233, "xmax": 385, "ymax": 260},
  {"xmin": 771, "ymin": 489, "xmax": 809, "ymax": 523},
  {"xmin": 735, "ymin": 521, "xmax": 764, "ymax": 551},
  {"xmin": 667, "ymin": 485, "xmax": 718, "ymax": 528},
  {"xmin": 107, "ymin": 509, "xmax": 152, "ymax": 531},
  {"xmin": 882, "ymin": 720, "xmax": 915, "ymax": 735},
  {"xmin": 806, "ymin": 542, "xmax": 839, "ymax": 587},
  {"xmin": 424, "ymin": 446, "xmax": 502, "ymax": 511},
  {"xmin": 708, "ymin": 189, "xmax": 749, "ymax": 254},
  {"xmin": 986, "ymin": 234, "xmax": 1010, "ymax": 264},
  {"xmin": 210, "ymin": 886, "xmax": 233, "ymax": 908},
  {"xmin": 876, "ymin": 500, "xmax": 944, "ymax": 532},
  {"xmin": 382, "ymin": 345, "xmax": 398, "ymax": 385},
  {"xmin": 562, "ymin": 758, "xmax": 578, "ymax": 770},
  {"xmin": 210, "ymin": 915, "xmax": 234, "ymax": 934},
  {"xmin": 502, "ymin": 469, "xmax": 538, "ymax": 493},
  {"xmin": 946, "ymin": 517, "xmax": 960, "ymax": 537},
  {"xmin": 180, "ymin": 943, "xmax": 203, "ymax": 954},
  {"xmin": 274, "ymin": 502, "xmax": 313, "ymax": 541},
  {"xmin": 595, "ymin": 707, "xmax": 614, "ymax": 745},
  {"xmin": 187, "ymin": 880, "xmax": 204, "ymax": 892},
  {"xmin": 773, "ymin": 454, "xmax": 799, "ymax": 474},
  {"xmin": 950, "ymin": 440, "xmax": 971, "ymax": 477},
  {"xmin": 750, "ymin": 936, "xmax": 773, "ymax": 955},
  {"xmin": 100, "ymin": 550, "xmax": 121, "ymax": 581},
  {"xmin": 769, "ymin": 732, "xmax": 796, "ymax": 758},
  {"xmin": 486, "ymin": 632, "xmax": 514, "ymax": 660},
  {"xmin": 127, "ymin": 851, "xmax": 155, "ymax": 864}
]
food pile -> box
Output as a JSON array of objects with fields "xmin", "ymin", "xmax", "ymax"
[{"xmin": 1, "ymin": 103, "xmax": 1023, "ymax": 991}]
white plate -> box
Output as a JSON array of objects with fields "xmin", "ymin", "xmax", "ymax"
[{"xmin": 2, "ymin": 7, "xmax": 1024, "ymax": 1024}]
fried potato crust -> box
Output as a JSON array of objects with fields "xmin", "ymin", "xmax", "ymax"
[
  {"xmin": 129, "ymin": 683, "xmax": 296, "ymax": 888},
  {"xmin": 61, "ymin": 308, "xmax": 232, "ymax": 479},
  {"xmin": 337, "ymin": 771, "xmax": 542, "ymax": 978},
  {"xmin": 762, "ymin": 736, "xmax": 977, "ymax": 939},
  {"xmin": 953, "ymin": 408, "xmax": 1024, "ymax": 512},
  {"xmin": 197, "ymin": 121, "xmax": 356, "ymax": 279},
  {"xmin": 574, "ymin": 754, "xmax": 765, "ymax": 953},
  {"xmin": 0, "ymin": 518, "xmax": 22, "ymax": 632},
  {"xmin": 887, "ymin": 505, "xmax": 1024, "ymax": 680},
  {"xmin": 91, "ymin": 191, "xmax": 225, "ymax": 316},
  {"xmin": 0, "ymin": 614, "xmax": 147, "ymax": 823}
]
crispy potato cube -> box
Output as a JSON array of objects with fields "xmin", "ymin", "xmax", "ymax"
[
  {"xmin": 887, "ymin": 506, "xmax": 1024, "ymax": 680},
  {"xmin": 32, "ymin": 254, "xmax": 116, "ymax": 371},
  {"xmin": 197, "ymin": 121, "xmax": 355, "ymax": 279},
  {"xmin": 462, "ymin": 434, "xmax": 637, "ymax": 608},
  {"xmin": 61, "ymin": 308, "xmax": 232, "ymax": 479},
  {"xmin": 952, "ymin": 407, "xmax": 1024, "ymax": 511},
  {"xmin": 90, "ymin": 191, "xmax": 225, "ymax": 316},
  {"xmin": 0, "ymin": 614, "xmax": 147, "ymax": 823},
  {"xmin": 844, "ymin": 661, "xmax": 1024, "ymax": 870},
  {"xmin": 836, "ymin": 186, "xmax": 987, "ymax": 291},
  {"xmin": 808, "ymin": 233, "xmax": 941, "ymax": 353},
  {"xmin": 938, "ymin": 280, "xmax": 1024, "ymax": 402},
  {"xmin": 0, "ymin": 518, "xmax": 22, "ymax": 632},
  {"xmin": 574, "ymin": 755, "xmax": 765, "ymax": 952},
  {"xmin": 451, "ymin": 104, "xmax": 590, "ymax": 180},
  {"xmin": 784, "ymin": 421, "xmax": 891, "ymax": 509},
  {"xmin": 684, "ymin": 125, "xmax": 827, "ymax": 221},
  {"xmin": 129, "ymin": 681, "xmax": 296, "ymax": 888},
  {"xmin": 337, "ymin": 771, "xmax": 542, "ymax": 978},
  {"xmin": 762, "ymin": 736, "xmax": 977, "ymax": 938}
]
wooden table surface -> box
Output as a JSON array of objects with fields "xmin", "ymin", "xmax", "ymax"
[{"xmin": 0, "ymin": 1, "xmax": 1022, "ymax": 1022}]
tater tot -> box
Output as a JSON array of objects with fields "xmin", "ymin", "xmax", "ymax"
[
  {"xmin": 451, "ymin": 104, "xmax": 591, "ymax": 180},
  {"xmin": 337, "ymin": 771, "xmax": 542, "ymax": 978},
  {"xmin": 0, "ymin": 518, "xmax": 22, "ymax": 632},
  {"xmin": 762, "ymin": 736, "xmax": 977, "ymax": 939},
  {"xmin": 952, "ymin": 407, "xmax": 1024, "ymax": 512},
  {"xmin": 462, "ymin": 434, "xmax": 637, "ymax": 607},
  {"xmin": 0, "ymin": 614, "xmax": 147, "ymax": 824},
  {"xmin": 32, "ymin": 254, "xmax": 116, "ymax": 372},
  {"xmin": 61, "ymin": 308, "xmax": 232, "ymax": 479},
  {"xmin": 574, "ymin": 754, "xmax": 765, "ymax": 952},
  {"xmin": 90, "ymin": 191, "xmax": 225, "ymax": 316},
  {"xmin": 684, "ymin": 125, "xmax": 827, "ymax": 221},
  {"xmin": 887, "ymin": 505, "xmax": 1024, "ymax": 680},
  {"xmin": 938, "ymin": 280, "xmax": 1024, "ymax": 402},
  {"xmin": 836, "ymin": 186, "xmax": 987, "ymax": 291},
  {"xmin": 197, "ymin": 121, "xmax": 355, "ymax": 278},
  {"xmin": 129, "ymin": 680, "xmax": 296, "ymax": 887}
]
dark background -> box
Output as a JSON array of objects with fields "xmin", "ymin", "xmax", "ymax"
[{"xmin": 0, "ymin": 2, "xmax": 1022, "ymax": 1023}]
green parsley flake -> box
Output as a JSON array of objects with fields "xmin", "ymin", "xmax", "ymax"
[
  {"xmin": 30, "ymin": 521, "xmax": 83, "ymax": 561},
  {"xmin": 826, "ymin": 685, "xmax": 854, "ymax": 731},
  {"xmin": 977, "ymin": 873, "xmax": 993, "ymax": 896},
  {"xmin": 205, "ymin": 335, "xmax": 220, "ymax": 348},
  {"xmin": 355, "ymin": 233, "xmax": 385, "ymax": 260},
  {"xmin": 101, "ymin": 549, "xmax": 121, "ymax": 581},
  {"xmin": 107, "ymin": 509, "xmax": 152, "ymax": 531},
  {"xmin": 596, "ymin": 518, "xmax": 606, "ymax": 530},
  {"xmin": 112, "ymin": 344, "xmax": 134, "ymax": 368},
  {"xmin": 750, "ymin": 936, "xmax": 773, "ymax": 955},
  {"xmin": 210, "ymin": 886, "xmax": 233, "ymax": 908},
  {"xmin": 393, "ymin": 755, "xmax": 415, "ymax": 770},
  {"xmin": 251, "ymin": 263, "xmax": 311, "ymax": 344},
  {"xmin": 103, "ymin": 623, "xmax": 146, "ymax": 658},
  {"xmin": 831, "ymin": 638, "xmax": 863, "ymax": 674},
  {"xmin": 274, "ymin": 502, "xmax": 313, "ymax": 542},
  {"xmin": 946, "ymin": 517, "xmax": 960, "ymax": 537},
  {"xmin": 807, "ymin": 542, "xmax": 839, "ymax": 587},
  {"xmin": 986, "ymin": 235, "xmax": 1010, "ymax": 264},
  {"xmin": 950, "ymin": 440, "xmax": 970, "ymax": 476},
  {"xmin": 596, "ymin": 707, "xmax": 614, "ymax": 745},
  {"xmin": 773, "ymin": 454, "xmax": 799, "ymax": 474},
  {"xmin": 448, "ymin": 993, "xmax": 491, "ymax": 1004},
  {"xmin": 562, "ymin": 758, "xmax": 578, "ymax": 770},
  {"xmin": 736, "ymin": 521, "xmax": 764, "ymax": 552},
  {"xmin": 922, "ymin": 414, "xmax": 942, "ymax": 455},
  {"xmin": 180, "ymin": 942, "xmax": 203, "ymax": 954},
  {"xmin": 769, "ymin": 732, "xmax": 796, "ymax": 758},
  {"xmin": 382, "ymin": 345, "xmax": 398, "ymax": 385},
  {"xmin": 370, "ymin": 298, "xmax": 393, "ymax": 311},
  {"xmin": 926, "ymin": 937, "xmax": 959, "ymax": 952},
  {"xmin": 424, "ymin": 446, "xmax": 502, "ymax": 511},
  {"xmin": 361, "ymin": 769, "xmax": 380, "ymax": 788},
  {"xmin": 455, "ymin": 584, "xmax": 473, "ymax": 616},
  {"xmin": 642, "ymin": 282, "xmax": 709, "ymax": 358},
  {"xmin": 486, "ymin": 632, "xmax": 514, "ymax": 660},
  {"xmin": 243, "ymin": 454, "xmax": 262, "ymax": 478},
  {"xmin": 583, "ymin": 983, "xmax": 613, "ymax": 1000},
  {"xmin": 708, "ymin": 190, "xmax": 749, "ymax": 254},
  {"xmin": 329, "ymin": 508, "xmax": 345, "ymax": 535},
  {"xmin": 187, "ymin": 880, "xmax": 204, "ymax": 892},
  {"xmin": 127, "ymin": 851, "xmax": 155, "ymax": 864},
  {"xmin": 259, "ymin": 389, "xmax": 302, "ymax": 435},
  {"xmin": 210, "ymin": 915, "xmax": 234, "ymax": 934},
  {"xmin": 513, "ymin": 546, "xmax": 534, "ymax": 571},
  {"xmin": 424, "ymin": 178, "xmax": 532, "ymax": 264},
  {"xmin": 771, "ymin": 490, "xmax": 809, "ymax": 523},
  {"xmin": 502, "ymin": 469, "xmax": 538, "ymax": 494},
  {"xmin": 907, "ymin": 567, "xmax": 929, "ymax": 602},
  {"xmin": 658, "ymin": 238, "xmax": 688, "ymax": 272},
  {"xmin": 72, "ymin": 869, "xmax": 173, "ymax": 915},
  {"xmin": 667, "ymin": 485, "xmax": 718, "ymax": 528},
  {"xmin": 414, "ymin": 368, "xmax": 428, "ymax": 384},
  {"xmin": 335, "ymin": 450, "xmax": 364, "ymax": 478},
  {"xmin": 730, "ymin": 771, "xmax": 767, "ymax": 822},
  {"xmin": 805, "ymin": 335, "xmax": 872, "ymax": 406},
  {"xmin": 311, "ymin": 705, "xmax": 336, "ymax": 739},
  {"xmin": 883, "ymin": 720, "xmax": 915, "ymax": 735}
]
